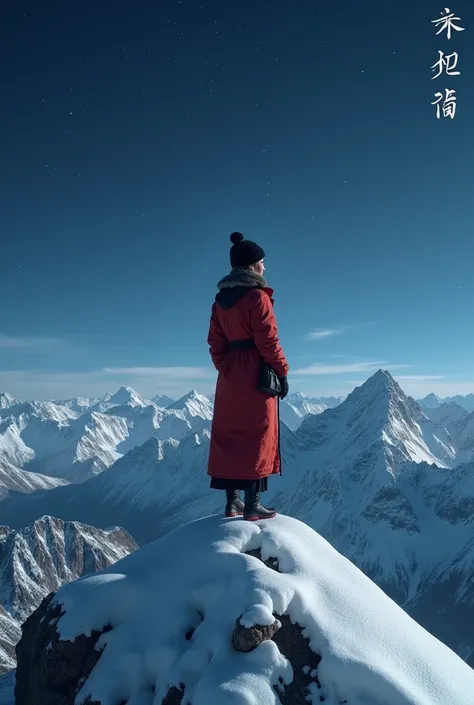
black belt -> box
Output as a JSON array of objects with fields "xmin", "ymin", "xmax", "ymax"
[{"xmin": 229, "ymin": 339, "xmax": 256, "ymax": 350}]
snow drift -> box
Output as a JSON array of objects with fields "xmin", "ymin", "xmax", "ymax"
[{"xmin": 17, "ymin": 514, "xmax": 474, "ymax": 705}]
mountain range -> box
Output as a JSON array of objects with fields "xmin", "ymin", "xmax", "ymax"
[
  {"xmin": 0, "ymin": 516, "xmax": 137, "ymax": 675},
  {"xmin": 0, "ymin": 388, "xmax": 214, "ymax": 485},
  {"xmin": 419, "ymin": 391, "xmax": 474, "ymax": 412},
  {"xmin": 0, "ymin": 387, "xmax": 336, "ymax": 487},
  {"xmin": 2, "ymin": 373, "xmax": 474, "ymax": 668}
]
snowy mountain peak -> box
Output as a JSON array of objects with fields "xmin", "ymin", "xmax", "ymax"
[
  {"xmin": 0, "ymin": 393, "xmax": 19, "ymax": 411},
  {"xmin": 7, "ymin": 400, "xmax": 78, "ymax": 424},
  {"xmin": 168, "ymin": 390, "xmax": 213, "ymax": 421},
  {"xmin": 359, "ymin": 368, "xmax": 398, "ymax": 395},
  {"xmin": 287, "ymin": 391, "xmax": 308, "ymax": 402},
  {"xmin": 297, "ymin": 369, "xmax": 457, "ymax": 468},
  {"xmin": 341, "ymin": 369, "xmax": 405, "ymax": 417},
  {"xmin": 173, "ymin": 389, "xmax": 201, "ymax": 402},
  {"xmin": 108, "ymin": 386, "xmax": 149, "ymax": 408},
  {"xmin": 126, "ymin": 436, "xmax": 165, "ymax": 463},
  {"xmin": 419, "ymin": 392, "xmax": 443, "ymax": 409}
]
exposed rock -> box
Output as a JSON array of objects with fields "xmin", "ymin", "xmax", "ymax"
[
  {"xmin": 273, "ymin": 615, "xmax": 323, "ymax": 704},
  {"xmin": 245, "ymin": 548, "xmax": 280, "ymax": 571},
  {"xmin": 245, "ymin": 546, "xmax": 325, "ymax": 704},
  {"xmin": 232, "ymin": 616, "xmax": 280, "ymax": 652},
  {"xmin": 15, "ymin": 592, "xmax": 187, "ymax": 705},
  {"xmin": 162, "ymin": 685, "xmax": 185, "ymax": 704},
  {"xmin": 15, "ymin": 594, "xmax": 111, "ymax": 705}
]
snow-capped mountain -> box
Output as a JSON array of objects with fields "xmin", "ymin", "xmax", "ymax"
[
  {"xmin": 419, "ymin": 392, "xmax": 474, "ymax": 413},
  {"xmin": 0, "ymin": 402, "xmax": 128, "ymax": 483},
  {"xmin": 0, "ymin": 387, "xmax": 214, "ymax": 484},
  {"xmin": 0, "ymin": 516, "xmax": 137, "ymax": 674},
  {"xmin": 279, "ymin": 392, "xmax": 327, "ymax": 431},
  {"xmin": 297, "ymin": 370, "xmax": 457, "ymax": 466},
  {"xmin": 52, "ymin": 395, "xmax": 99, "ymax": 415},
  {"xmin": 418, "ymin": 392, "xmax": 443, "ymax": 409},
  {"xmin": 0, "ymin": 432, "xmax": 218, "ymax": 545},
  {"xmin": 168, "ymin": 390, "xmax": 213, "ymax": 422},
  {"xmin": 102, "ymin": 385, "xmax": 152, "ymax": 409},
  {"xmin": 422, "ymin": 400, "xmax": 468, "ymax": 427},
  {"xmin": 0, "ymin": 459, "xmax": 67, "ymax": 500},
  {"xmin": 0, "ymin": 395, "xmax": 19, "ymax": 412},
  {"xmin": 280, "ymin": 392, "xmax": 345, "ymax": 431},
  {"xmin": 271, "ymin": 372, "xmax": 474, "ymax": 663}
]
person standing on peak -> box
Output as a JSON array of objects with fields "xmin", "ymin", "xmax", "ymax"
[{"xmin": 207, "ymin": 232, "xmax": 289, "ymax": 521}]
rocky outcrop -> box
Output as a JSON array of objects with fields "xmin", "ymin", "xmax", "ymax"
[
  {"xmin": 15, "ymin": 598, "xmax": 187, "ymax": 705},
  {"xmin": 15, "ymin": 592, "xmax": 327, "ymax": 705},
  {"xmin": 232, "ymin": 616, "xmax": 281, "ymax": 652},
  {"xmin": 14, "ymin": 514, "xmax": 473, "ymax": 705},
  {"xmin": 14, "ymin": 547, "xmax": 327, "ymax": 705},
  {"xmin": 15, "ymin": 594, "xmax": 111, "ymax": 705}
]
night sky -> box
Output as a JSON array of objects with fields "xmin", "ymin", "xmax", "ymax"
[{"xmin": 1, "ymin": 0, "xmax": 474, "ymax": 401}]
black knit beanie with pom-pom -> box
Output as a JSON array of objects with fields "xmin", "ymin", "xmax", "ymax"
[{"xmin": 229, "ymin": 232, "xmax": 265, "ymax": 268}]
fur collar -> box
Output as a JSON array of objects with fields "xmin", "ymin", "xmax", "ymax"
[{"xmin": 217, "ymin": 268, "xmax": 267, "ymax": 291}]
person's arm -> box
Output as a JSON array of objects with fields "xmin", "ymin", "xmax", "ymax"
[
  {"xmin": 207, "ymin": 302, "xmax": 229, "ymax": 371},
  {"xmin": 249, "ymin": 289, "xmax": 289, "ymax": 378}
]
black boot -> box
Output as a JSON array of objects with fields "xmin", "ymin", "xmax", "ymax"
[
  {"xmin": 243, "ymin": 490, "xmax": 277, "ymax": 522},
  {"xmin": 225, "ymin": 490, "xmax": 244, "ymax": 518}
]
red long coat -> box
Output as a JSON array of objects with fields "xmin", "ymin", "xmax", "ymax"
[{"xmin": 207, "ymin": 285, "xmax": 289, "ymax": 481}]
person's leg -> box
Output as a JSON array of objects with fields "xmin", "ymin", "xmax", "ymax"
[
  {"xmin": 243, "ymin": 488, "xmax": 276, "ymax": 521},
  {"xmin": 225, "ymin": 489, "xmax": 244, "ymax": 517}
]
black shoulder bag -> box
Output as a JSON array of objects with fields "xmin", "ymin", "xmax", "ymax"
[{"xmin": 258, "ymin": 361, "xmax": 282, "ymax": 397}]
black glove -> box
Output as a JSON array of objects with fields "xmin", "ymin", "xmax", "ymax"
[{"xmin": 279, "ymin": 376, "xmax": 289, "ymax": 400}]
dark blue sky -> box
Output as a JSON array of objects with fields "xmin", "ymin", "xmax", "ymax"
[{"xmin": 1, "ymin": 0, "xmax": 473, "ymax": 400}]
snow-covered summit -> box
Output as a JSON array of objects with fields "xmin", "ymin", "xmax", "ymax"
[
  {"xmin": 168, "ymin": 389, "xmax": 214, "ymax": 421},
  {"xmin": 297, "ymin": 369, "xmax": 457, "ymax": 467},
  {"xmin": 31, "ymin": 514, "xmax": 474, "ymax": 705},
  {"xmin": 0, "ymin": 394, "xmax": 19, "ymax": 411},
  {"xmin": 418, "ymin": 392, "xmax": 443, "ymax": 409},
  {"xmin": 52, "ymin": 396, "xmax": 99, "ymax": 415},
  {"xmin": 1, "ymin": 400, "xmax": 78, "ymax": 424},
  {"xmin": 106, "ymin": 386, "xmax": 151, "ymax": 408}
]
